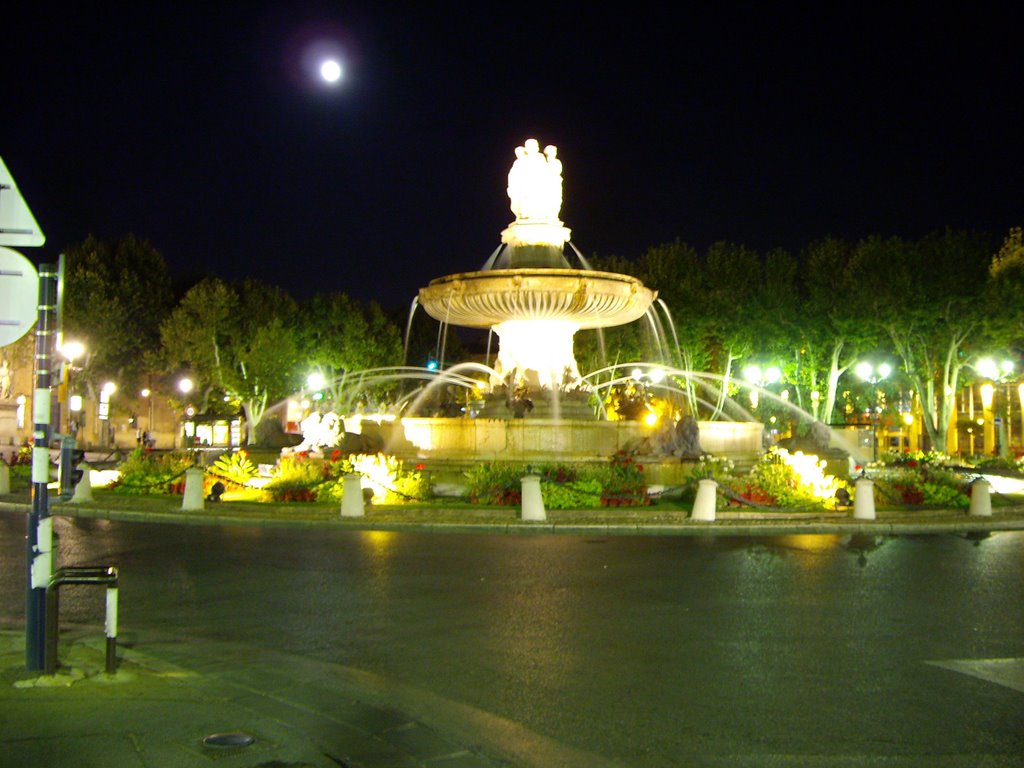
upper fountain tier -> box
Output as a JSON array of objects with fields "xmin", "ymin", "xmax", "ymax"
[
  {"xmin": 420, "ymin": 138, "xmax": 656, "ymax": 330},
  {"xmin": 419, "ymin": 268, "xmax": 655, "ymax": 330},
  {"xmin": 418, "ymin": 138, "xmax": 656, "ymax": 391}
]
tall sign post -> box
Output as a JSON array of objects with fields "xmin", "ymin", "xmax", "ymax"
[
  {"xmin": 1, "ymin": 156, "xmax": 49, "ymax": 670},
  {"xmin": 27, "ymin": 264, "xmax": 56, "ymax": 669}
]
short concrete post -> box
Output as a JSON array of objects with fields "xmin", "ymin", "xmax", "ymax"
[
  {"xmin": 181, "ymin": 468, "xmax": 205, "ymax": 511},
  {"xmin": 69, "ymin": 462, "xmax": 94, "ymax": 503},
  {"xmin": 520, "ymin": 475, "xmax": 546, "ymax": 521},
  {"xmin": 341, "ymin": 473, "xmax": 365, "ymax": 517},
  {"xmin": 691, "ymin": 478, "xmax": 717, "ymax": 521},
  {"xmin": 969, "ymin": 479, "xmax": 992, "ymax": 517},
  {"xmin": 853, "ymin": 476, "xmax": 875, "ymax": 520},
  {"xmin": 0, "ymin": 462, "xmax": 9, "ymax": 494}
]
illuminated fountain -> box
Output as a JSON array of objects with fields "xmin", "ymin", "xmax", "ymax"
[
  {"xmin": 387, "ymin": 139, "xmax": 764, "ymax": 467},
  {"xmin": 418, "ymin": 138, "xmax": 656, "ymax": 415}
]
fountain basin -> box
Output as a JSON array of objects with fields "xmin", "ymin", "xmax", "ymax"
[
  {"xmin": 375, "ymin": 416, "xmax": 763, "ymax": 462},
  {"xmin": 418, "ymin": 268, "xmax": 656, "ymax": 329}
]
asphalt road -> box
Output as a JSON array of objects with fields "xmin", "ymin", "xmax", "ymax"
[{"xmin": 2, "ymin": 512, "xmax": 1022, "ymax": 766}]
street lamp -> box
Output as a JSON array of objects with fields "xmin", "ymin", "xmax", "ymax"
[
  {"xmin": 975, "ymin": 357, "xmax": 1015, "ymax": 458},
  {"xmin": 855, "ymin": 362, "xmax": 891, "ymax": 462},
  {"xmin": 307, "ymin": 371, "xmax": 327, "ymax": 408},
  {"xmin": 58, "ymin": 340, "xmax": 85, "ymax": 435},
  {"xmin": 99, "ymin": 381, "xmax": 116, "ymax": 448},
  {"xmin": 177, "ymin": 377, "xmax": 195, "ymax": 449},
  {"xmin": 742, "ymin": 364, "xmax": 781, "ymax": 410},
  {"xmin": 140, "ymin": 387, "xmax": 155, "ymax": 442}
]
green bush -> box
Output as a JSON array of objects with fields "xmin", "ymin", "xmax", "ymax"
[
  {"xmin": 678, "ymin": 456, "xmax": 737, "ymax": 503},
  {"xmin": 749, "ymin": 455, "xmax": 811, "ymax": 506},
  {"xmin": 114, "ymin": 449, "xmax": 194, "ymax": 494},
  {"xmin": 208, "ymin": 449, "xmax": 259, "ymax": 486},
  {"xmin": 464, "ymin": 456, "xmax": 649, "ymax": 507},
  {"xmin": 465, "ymin": 462, "xmax": 526, "ymax": 505},
  {"xmin": 265, "ymin": 453, "xmax": 329, "ymax": 502},
  {"xmin": 872, "ymin": 461, "xmax": 970, "ymax": 508},
  {"xmin": 264, "ymin": 451, "xmax": 431, "ymax": 505},
  {"xmin": 541, "ymin": 477, "xmax": 603, "ymax": 509}
]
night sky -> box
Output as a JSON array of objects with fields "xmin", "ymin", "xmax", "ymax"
[{"xmin": 3, "ymin": 3, "xmax": 1021, "ymax": 310}]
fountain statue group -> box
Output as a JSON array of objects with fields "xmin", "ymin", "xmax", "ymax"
[{"xmin": 507, "ymin": 138, "xmax": 562, "ymax": 222}]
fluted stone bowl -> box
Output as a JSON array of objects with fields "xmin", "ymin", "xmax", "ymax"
[{"xmin": 419, "ymin": 269, "xmax": 657, "ymax": 329}]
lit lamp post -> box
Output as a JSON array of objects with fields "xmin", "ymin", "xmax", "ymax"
[
  {"xmin": 99, "ymin": 381, "xmax": 116, "ymax": 448},
  {"xmin": 979, "ymin": 383, "xmax": 995, "ymax": 456},
  {"xmin": 140, "ymin": 388, "xmax": 154, "ymax": 433},
  {"xmin": 855, "ymin": 361, "xmax": 891, "ymax": 462},
  {"xmin": 178, "ymin": 377, "xmax": 194, "ymax": 448},
  {"xmin": 58, "ymin": 340, "xmax": 85, "ymax": 435},
  {"xmin": 307, "ymin": 371, "xmax": 327, "ymax": 411},
  {"xmin": 976, "ymin": 357, "xmax": 1015, "ymax": 458},
  {"xmin": 742, "ymin": 364, "xmax": 781, "ymax": 410},
  {"xmin": 1019, "ymin": 383, "xmax": 1024, "ymax": 453}
]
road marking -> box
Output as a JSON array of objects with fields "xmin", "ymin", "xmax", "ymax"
[{"xmin": 925, "ymin": 657, "xmax": 1024, "ymax": 693}]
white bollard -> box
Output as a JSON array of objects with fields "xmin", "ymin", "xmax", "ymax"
[
  {"xmin": 969, "ymin": 479, "xmax": 992, "ymax": 517},
  {"xmin": 0, "ymin": 462, "xmax": 9, "ymax": 494},
  {"xmin": 690, "ymin": 478, "xmax": 717, "ymax": 521},
  {"xmin": 181, "ymin": 468, "xmax": 205, "ymax": 511},
  {"xmin": 520, "ymin": 475, "xmax": 546, "ymax": 521},
  {"xmin": 853, "ymin": 477, "xmax": 875, "ymax": 520},
  {"xmin": 69, "ymin": 462, "xmax": 94, "ymax": 503},
  {"xmin": 341, "ymin": 473, "xmax": 365, "ymax": 517}
]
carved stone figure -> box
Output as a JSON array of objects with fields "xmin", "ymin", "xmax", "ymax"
[
  {"xmin": 291, "ymin": 411, "xmax": 343, "ymax": 453},
  {"xmin": 676, "ymin": 416, "xmax": 703, "ymax": 459},
  {"xmin": 810, "ymin": 421, "xmax": 831, "ymax": 454},
  {"xmin": 0, "ymin": 359, "xmax": 10, "ymax": 399},
  {"xmin": 507, "ymin": 138, "xmax": 563, "ymax": 222}
]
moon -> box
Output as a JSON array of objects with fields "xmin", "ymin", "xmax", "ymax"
[{"xmin": 319, "ymin": 59, "xmax": 342, "ymax": 84}]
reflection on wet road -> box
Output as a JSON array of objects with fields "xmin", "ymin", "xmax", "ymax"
[{"xmin": 2, "ymin": 513, "xmax": 1022, "ymax": 766}]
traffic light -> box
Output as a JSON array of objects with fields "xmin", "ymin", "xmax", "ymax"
[{"xmin": 69, "ymin": 448, "xmax": 86, "ymax": 486}]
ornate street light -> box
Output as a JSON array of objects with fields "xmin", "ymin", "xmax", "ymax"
[
  {"xmin": 58, "ymin": 340, "xmax": 85, "ymax": 435},
  {"xmin": 98, "ymin": 381, "xmax": 117, "ymax": 448},
  {"xmin": 742, "ymin": 364, "xmax": 781, "ymax": 410},
  {"xmin": 975, "ymin": 357, "xmax": 1015, "ymax": 457},
  {"xmin": 855, "ymin": 362, "xmax": 891, "ymax": 462}
]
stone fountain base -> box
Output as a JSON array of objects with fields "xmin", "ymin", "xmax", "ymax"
[
  {"xmin": 475, "ymin": 388, "xmax": 596, "ymax": 421},
  {"xmin": 369, "ymin": 416, "xmax": 763, "ymax": 464}
]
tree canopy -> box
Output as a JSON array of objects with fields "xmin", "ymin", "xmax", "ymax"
[{"xmin": 62, "ymin": 234, "xmax": 173, "ymax": 393}]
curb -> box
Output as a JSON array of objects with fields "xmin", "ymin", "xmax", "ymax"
[{"xmin": 4, "ymin": 498, "xmax": 1024, "ymax": 537}]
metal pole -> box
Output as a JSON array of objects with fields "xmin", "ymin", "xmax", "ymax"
[{"xmin": 26, "ymin": 262, "xmax": 57, "ymax": 671}]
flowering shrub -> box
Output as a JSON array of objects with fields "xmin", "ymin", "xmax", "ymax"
[
  {"xmin": 348, "ymin": 454, "xmax": 431, "ymax": 503},
  {"xmin": 878, "ymin": 450, "xmax": 953, "ymax": 468},
  {"xmin": 872, "ymin": 462, "xmax": 969, "ymax": 508},
  {"xmin": 114, "ymin": 449, "xmax": 194, "ymax": 494},
  {"xmin": 264, "ymin": 453, "xmax": 329, "ymax": 502},
  {"xmin": 465, "ymin": 463, "xmax": 524, "ymax": 505},
  {"xmin": 738, "ymin": 448, "xmax": 843, "ymax": 508},
  {"xmin": 464, "ymin": 454, "xmax": 649, "ymax": 507},
  {"xmin": 592, "ymin": 452, "xmax": 650, "ymax": 506},
  {"xmin": 266, "ymin": 451, "xmax": 430, "ymax": 504},
  {"xmin": 3, "ymin": 447, "xmax": 33, "ymax": 490},
  {"xmin": 10, "ymin": 446, "xmax": 32, "ymax": 466},
  {"xmin": 678, "ymin": 455, "xmax": 737, "ymax": 502}
]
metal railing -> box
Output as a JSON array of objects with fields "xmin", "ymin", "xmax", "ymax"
[{"xmin": 45, "ymin": 565, "xmax": 119, "ymax": 675}]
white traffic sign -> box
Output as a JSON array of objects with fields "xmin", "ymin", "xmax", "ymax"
[
  {"xmin": 0, "ymin": 156, "xmax": 45, "ymax": 247},
  {"xmin": 0, "ymin": 246, "xmax": 39, "ymax": 347}
]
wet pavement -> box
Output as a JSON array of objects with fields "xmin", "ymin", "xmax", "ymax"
[{"xmin": 1, "ymin": 495, "xmax": 1023, "ymax": 767}]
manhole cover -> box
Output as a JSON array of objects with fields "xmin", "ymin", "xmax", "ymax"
[{"xmin": 202, "ymin": 731, "xmax": 256, "ymax": 748}]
